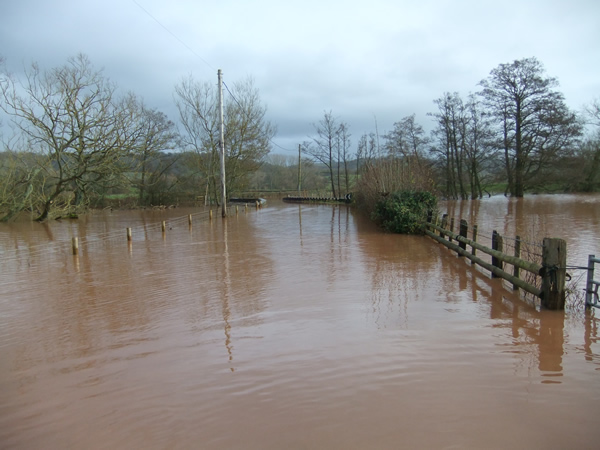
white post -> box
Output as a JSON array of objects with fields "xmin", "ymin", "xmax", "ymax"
[{"xmin": 218, "ymin": 69, "xmax": 227, "ymax": 218}]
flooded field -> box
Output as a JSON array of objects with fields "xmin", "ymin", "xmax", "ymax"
[{"xmin": 1, "ymin": 195, "xmax": 599, "ymax": 449}]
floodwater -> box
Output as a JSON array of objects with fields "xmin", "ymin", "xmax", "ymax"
[{"xmin": 0, "ymin": 195, "xmax": 599, "ymax": 449}]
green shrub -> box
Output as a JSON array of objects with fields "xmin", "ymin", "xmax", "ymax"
[{"xmin": 372, "ymin": 190, "xmax": 437, "ymax": 234}]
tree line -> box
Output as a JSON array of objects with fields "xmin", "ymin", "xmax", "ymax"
[
  {"xmin": 1, "ymin": 54, "xmax": 598, "ymax": 221},
  {"xmin": 0, "ymin": 54, "xmax": 277, "ymax": 220},
  {"xmin": 299, "ymin": 57, "xmax": 597, "ymax": 207}
]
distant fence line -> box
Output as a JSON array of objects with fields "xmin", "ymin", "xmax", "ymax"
[
  {"xmin": 70, "ymin": 204, "xmax": 261, "ymax": 255},
  {"xmin": 1, "ymin": 203, "xmax": 262, "ymax": 266},
  {"xmin": 424, "ymin": 212, "xmax": 567, "ymax": 310}
]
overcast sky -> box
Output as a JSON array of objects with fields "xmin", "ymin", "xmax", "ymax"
[{"xmin": 1, "ymin": 0, "xmax": 599, "ymax": 155}]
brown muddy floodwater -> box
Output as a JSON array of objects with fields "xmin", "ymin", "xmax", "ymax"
[{"xmin": 0, "ymin": 194, "xmax": 599, "ymax": 449}]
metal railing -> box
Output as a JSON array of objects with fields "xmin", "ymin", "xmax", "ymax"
[{"xmin": 586, "ymin": 255, "xmax": 600, "ymax": 309}]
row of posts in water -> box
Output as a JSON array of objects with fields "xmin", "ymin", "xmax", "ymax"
[{"xmin": 71, "ymin": 202, "xmax": 262, "ymax": 256}]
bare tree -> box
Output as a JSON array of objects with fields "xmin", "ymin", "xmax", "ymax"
[
  {"xmin": 356, "ymin": 132, "xmax": 380, "ymax": 176},
  {"xmin": 174, "ymin": 77, "xmax": 219, "ymax": 203},
  {"xmin": 303, "ymin": 111, "xmax": 351, "ymax": 198},
  {"xmin": 479, "ymin": 57, "xmax": 582, "ymax": 197},
  {"xmin": 0, "ymin": 54, "xmax": 144, "ymax": 220},
  {"xmin": 174, "ymin": 75, "xmax": 275, "ymax": 203},
  {"xmin": 429, "ymin": 92, "xmax": 466, "ymax": 199},
  {"xmin": 130, "ymin": 104, "xmax": 179, "ymax": 205},
  {"xmin": 336, "ymin": 123, "xmax": 353, "ymax": 194},
  {"xmin": 223, "ymin": 77, "xmax": 276, "ymax": 194}
]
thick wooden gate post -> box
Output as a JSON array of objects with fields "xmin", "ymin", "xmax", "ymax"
[{"xmin": 541, "ymin": 238, "xmax": 567, "ymax": 310}]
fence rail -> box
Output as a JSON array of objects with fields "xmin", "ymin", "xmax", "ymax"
[{"xmin": 424, "ymin": 214, "xmax": 567, "ymax": 310}]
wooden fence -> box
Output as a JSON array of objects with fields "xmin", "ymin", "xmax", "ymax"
[{"xmin": 424, "ymin": 213, "xmax": 567, "ymax": 310}]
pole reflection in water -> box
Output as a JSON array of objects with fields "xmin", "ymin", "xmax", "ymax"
[
  {"xmin": 221, "ymin": 218, "xmax": 234, "ymax": 371},
  {"xmin": 0, "ymin": 198, "xmax": 599, "ymax": 449}
]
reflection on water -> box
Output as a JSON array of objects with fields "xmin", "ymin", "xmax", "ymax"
[{"xmin": 0, "ymin": 198, "xmax": 599, "ymax": 449}]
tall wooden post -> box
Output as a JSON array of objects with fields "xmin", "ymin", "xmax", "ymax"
[
  {"xmin": 541, "ymin": 238, "xmax": 567, "ymax": 310},
  {"xmin": 298, "ymin": 144, "xmax": 302, "ymax": 196},
  {"xmin": 472, "ymin": 225, "xmax": 478, "ymax": 256},
  {"xmin": 218, "ymin": 69, "xmax": 227, "ymax": 218}
]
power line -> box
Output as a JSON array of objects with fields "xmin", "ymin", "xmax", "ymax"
[
  {"xmin": 131, "ymin": 0, "xmax": 215, "ymax": 72},
  {"xmin": 222, "ymin": 79, "xmax": 295, "ymax": 153},
  {"xmin": 131, "ymin": 1, "xmax": 299, "ymax": 154},
  {"xmin": 222, "ymin": 80, "xmax": 243, "ymax": 110}
]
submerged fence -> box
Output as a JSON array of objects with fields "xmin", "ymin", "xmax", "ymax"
[
  {"xmin": 69, "ymin": 203, "xmax": 259, "ymax": 256},
  {"xmin": 424, "ymin": 213, "xmax": 567, "ymax": 310}
]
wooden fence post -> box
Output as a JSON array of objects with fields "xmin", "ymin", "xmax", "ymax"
[
  {"xmin": 459, "ymin": 219, "xmax": 468, "ymax": 254},
  {"xmin": 472, "ymin": 225, "xmax": 478, "ymax": 256},
  {"xmin": 541, "ymin": 238, "xmax": 567, "ymax": 310},
  {"xmin": 188, "ymin": 214, "xmax": 192, "ymax": 226},
  {"xmin": 440, "ymin": 214, "xmax": 448, "ymax": 238},
  {"xmin": 491, "ymin": 230, "xmax": 503, "ymax": 277},
  {"xmin": 72, "ymin": 237, "xmax": 79, "ymax": 255},
  {"xmin": 513, "ymin": 235, "xmax": 521, "ymax": 290},
  {"xmin": 127, "ymin": 227, "xmax": 132, "ymax": 241},
  {"xmin": 449, "ymin": 218, "xmax": 455, "ymax": 242}
]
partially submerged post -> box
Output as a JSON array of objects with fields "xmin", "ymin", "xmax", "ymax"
[
  {"xmin": 440, "ymin": 214, "xmax": 448, "ymax": 238},
  {"xmin": 72, "ymin": 237, "xmax": 79, "ymax": 255},
  {"xmin": 459, "ymin": 220, "xmax": 468, "ymax": 254},
  {"xmin": 513, "ymin": 236, "xmax": 521, "ymax": 290},
  {"xmin": 491, "ymin": 230, "xmax": 503, "ymax": 278},
  {"xmin": 541, "ymin": 238, "xmax": 567, "ymax": 310}
]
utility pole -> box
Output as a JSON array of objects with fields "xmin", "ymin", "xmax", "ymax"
[
  {"xmin": 218, "ymin": 69, "xmax": 227, "ymax": 217},
  {"xmin": 297, "ymin": 144, "xmax": 302, "ymax": 196}
]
